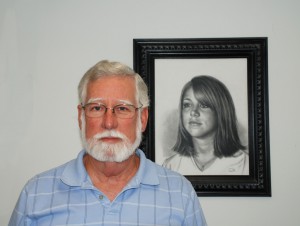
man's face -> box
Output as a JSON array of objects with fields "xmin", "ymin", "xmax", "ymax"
[{"xmin": 78, "ymin": 76, "xmax": 148, "ymax": 161}]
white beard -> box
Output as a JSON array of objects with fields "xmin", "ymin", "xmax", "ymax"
[{"xmin": 80, "ymin": 113, "xmax": 142, "ymax": 162}]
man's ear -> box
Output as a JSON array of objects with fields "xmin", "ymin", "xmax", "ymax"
[
  {"xmin": 140, "ymin": 107, "xmax": 149, "ymax": 132},
  {"xmin": 77, "ymin": 105, "xmax": 83, "ymax": 130}
]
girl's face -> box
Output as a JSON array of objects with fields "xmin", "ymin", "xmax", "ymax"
[{"xmin": 182, "ymin": 87, "xmax": 217, "ymax": 139}]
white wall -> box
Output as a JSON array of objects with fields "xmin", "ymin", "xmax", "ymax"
[{"xmin": 1, "ymin": 0, "xmax": 299, "ymax": 225}]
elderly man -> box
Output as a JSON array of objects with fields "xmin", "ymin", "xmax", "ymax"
[{"xmin": 9, "ymin": 60, "xmax": 207, "ymax": 225}]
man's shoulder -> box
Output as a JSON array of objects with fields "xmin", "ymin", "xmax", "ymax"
[
  {"xmin": 145, "ymin": 157, "xmax": 193, "ymax": 189},
  {"xmin": 37, "ymin": 160, "xmax": 71, "ymax": 177},
  {"xmin": 24, "ymin": 158, "xmax": 76, "ymax": 191},
  {"xmin": 151, "ymin": 159, "xmax": 180, "ymax": 176},
  {"xmin": 142, "ymin": 152, "xmax": 181, "ymax": 177}
]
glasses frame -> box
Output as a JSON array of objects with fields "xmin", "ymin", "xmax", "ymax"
[{"xmin": 81, "ymin": 102, "xmax": 143, "ymax": 119}]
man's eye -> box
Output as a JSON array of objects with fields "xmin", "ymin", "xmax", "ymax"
[
  {"xmin": 115, "ymin": 106, "xmax": 130, "ymax": 112},
  {"xmin": 90, "ymin": 105, "xmax": 104, "ymax": 112}
]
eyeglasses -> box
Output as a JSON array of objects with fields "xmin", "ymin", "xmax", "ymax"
[{"xmin": 81, "ymin": 102, "xmax": 143, "ymax": 119}]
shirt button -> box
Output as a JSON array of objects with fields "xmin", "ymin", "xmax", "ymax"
[{"xmin": 99, "ymin": 195, "xmax": 104, "ymax": 200}]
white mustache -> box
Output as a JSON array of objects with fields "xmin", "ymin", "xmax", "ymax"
[{"xmin": 92, "ymin": 130, "xmax": 127, "ymax": 140}]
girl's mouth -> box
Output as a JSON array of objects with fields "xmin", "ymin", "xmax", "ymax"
[{"xmin": 189, "ymin": 121, "xmax": 201, "ymax": 126}]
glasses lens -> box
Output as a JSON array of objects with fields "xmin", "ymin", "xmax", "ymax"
[
  {"xmin": 85, "ymin": 103, "xmax": 105, "ymax": 117},
  {"xmin": 114, "ymin": 105, "xmax": 135, "ymax": 118}
]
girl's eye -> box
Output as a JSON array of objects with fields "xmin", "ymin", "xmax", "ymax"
[
  {"xmin": 199, "ymin": 103, "xmax": 209, "ymax": 109},
  {"xmin": 182, "ymin": 102, "xmax": 192, "ymax": 110}
]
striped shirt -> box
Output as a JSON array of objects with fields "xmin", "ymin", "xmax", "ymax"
[{"xmin": 9, "ymin": 149, "xmax": 207, "ymax": 226}]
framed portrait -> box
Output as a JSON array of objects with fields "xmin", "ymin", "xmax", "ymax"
[{"xmin": 133, "ymin": 38, "xmax": 271, "ymax": 196}]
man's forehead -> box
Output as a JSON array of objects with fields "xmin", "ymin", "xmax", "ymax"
[
  {"xmin": 84, "ymin": 76, "xmax": 137, "ymax": 104},
  {"xmin": 91, "ymin": 75, "xmax": 135, "ymax": 83}
]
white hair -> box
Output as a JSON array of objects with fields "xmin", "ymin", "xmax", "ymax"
[{"xmin": 78, "ymin": 60, "xmax": 149, "ymax": 107}]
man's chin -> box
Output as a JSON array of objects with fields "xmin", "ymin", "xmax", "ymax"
[
  {"xmin": 92, "ymin": 154, "xmax": 132, "ymax": 163},
  {"xmin": 86, "ymin": 146, "xmax": 134, "ymax": 163}
]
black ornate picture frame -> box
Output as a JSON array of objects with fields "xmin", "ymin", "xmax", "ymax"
[{"xmin": 133, "ymin": 38, "xmax": 271, "ymax": 196}]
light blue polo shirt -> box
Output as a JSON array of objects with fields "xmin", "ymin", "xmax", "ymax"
[{"xmin": 9, "ymin": 149, "xmax": 207, "ymax": 226}]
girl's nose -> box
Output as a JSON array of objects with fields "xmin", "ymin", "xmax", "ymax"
[{"xmin": 190, "ymin": 108, "xmax": 200, "ymax": 117}]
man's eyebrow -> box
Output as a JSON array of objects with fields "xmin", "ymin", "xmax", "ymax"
[
  {"xmin": 86, "ymin": 98, "xmax": 134, "ymax": 105},
  {"xmin": 117, "ymin": 100, "xmax": 134, "ymax": 105},
  {"xmin": 86, "ymin": 98, "xmax": 104, "ymax": 104}
]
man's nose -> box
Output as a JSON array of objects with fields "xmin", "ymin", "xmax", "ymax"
[{"xmin": 101, "ymin": 108, "xmax": 118, "ymax": 129}]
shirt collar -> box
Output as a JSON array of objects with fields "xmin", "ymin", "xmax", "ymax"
[
  {"xmin": 60, "ymin": 149, "xmax": 160, "ymax": 188},
  {"xmin": 129, "ymin": 149, "xmax": 160, "ymax": 187},
  {"xmin": 61, "ymin": 150, "xmax": 92, "ymax": 188}
]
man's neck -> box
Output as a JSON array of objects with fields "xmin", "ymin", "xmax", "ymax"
[{"xmin": 83, "ymin": 153, "xmax": 140, "ymax": 201}]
